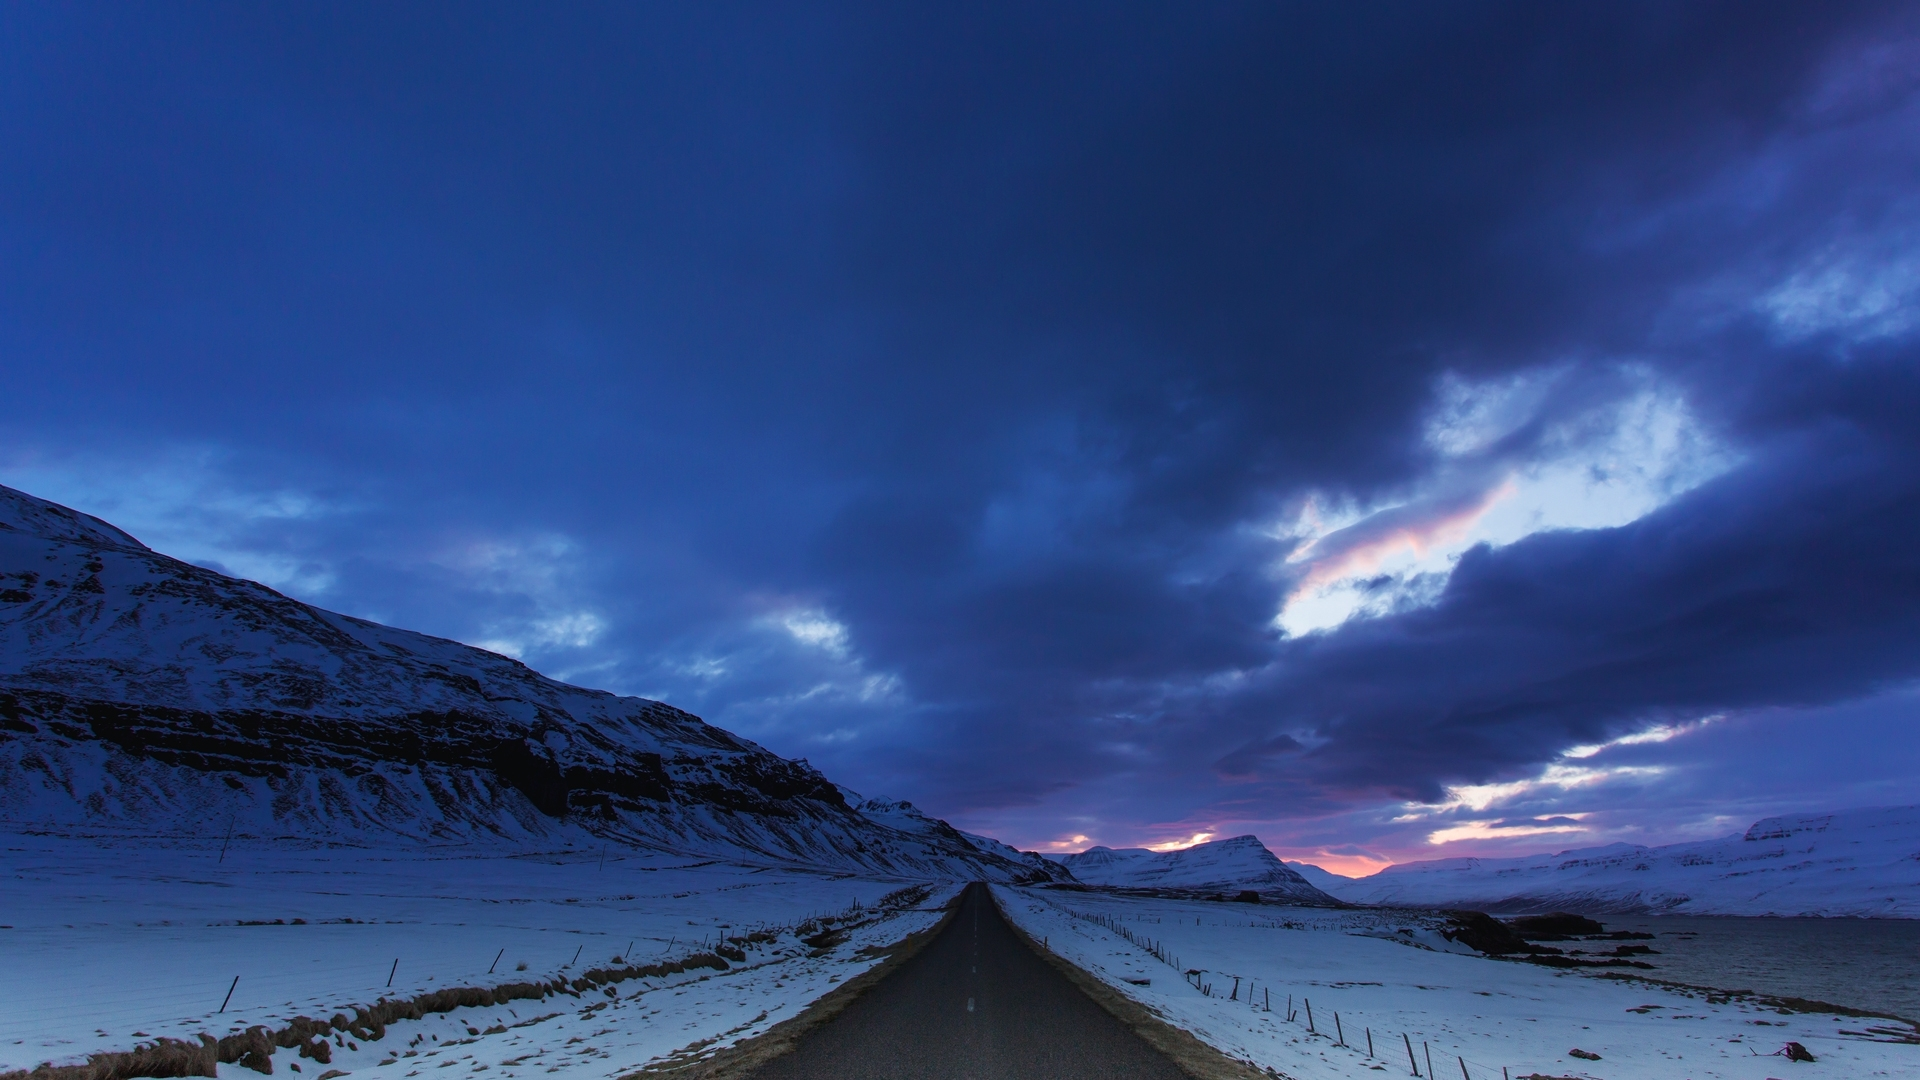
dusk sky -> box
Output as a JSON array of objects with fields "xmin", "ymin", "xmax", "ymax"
[{"xmin": 6, "ymin": 2, "xmax": 1919, "ymax": 873}]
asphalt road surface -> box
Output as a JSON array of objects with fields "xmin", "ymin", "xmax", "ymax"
[{"xmin": 749, "ymin": 882, "xmax": 1191, "ymax": 1080}]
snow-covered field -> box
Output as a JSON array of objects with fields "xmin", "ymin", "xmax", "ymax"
[
  {"xmin": 12, "ymin": 822, "xmax": 1918, "ymax": 1080},
  {"xmin": 996, "ymin": 886, "xmax": 1920, "ymax": 1080},
  {"xmin": 0, "ymin": 830, "xmax": 957, "ymax": 1078}
]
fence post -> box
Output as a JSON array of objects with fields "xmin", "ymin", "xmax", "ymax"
[{"xmin": 1404, "ymin": 1033, "xmax": 1420, "ymax": 1077}]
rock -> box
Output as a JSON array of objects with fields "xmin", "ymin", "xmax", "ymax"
[
  {"xmin": 1510, "ymin": 912, "xmax": 1606, "ymax": 939},
  {"xmin": 1443, "ymin": 911, "xmax": 1535, "ymax": 955}
]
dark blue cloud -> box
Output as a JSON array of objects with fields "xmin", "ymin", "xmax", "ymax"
[
  {"xmin": 3, "ymin": 1, "xmax": 1917, "ymax": 856},
  {"xmin": 1239, "ymin": 365, "xmax": 1920, "ymax": 793}
]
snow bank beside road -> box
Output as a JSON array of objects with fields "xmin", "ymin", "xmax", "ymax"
[
  {"xmin": 995, "ymin": 886, "xmax": 1919, "ymax": 1080},
  {"xmin": 0, "ymin": 832, "xmax": 957, "ymax": 1078}
]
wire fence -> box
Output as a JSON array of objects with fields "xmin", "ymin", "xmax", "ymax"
[
  {"xmin": 1045, "ymin": 900, "xmax": 1531, "ymax": 1080},
  {"xmin": 0, "ymin": 917, "xmax": 795, "ymax": 1059}
]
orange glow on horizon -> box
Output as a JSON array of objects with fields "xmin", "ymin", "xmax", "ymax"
[{"xmin": 1287, "ymin": 851, "xmax": 1392, "ymax": 878}]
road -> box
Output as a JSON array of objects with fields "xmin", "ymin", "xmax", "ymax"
[{"xmin": 748, "ymin": 882, "xmax": 1191, "ymax": 1080}]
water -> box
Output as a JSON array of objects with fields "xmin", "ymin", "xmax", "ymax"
[{"xmin": 1594, "ymin": 915, "xmax": 1920, "ymax": 1023}]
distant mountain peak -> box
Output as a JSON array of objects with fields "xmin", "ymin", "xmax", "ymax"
[
  {"xmin": 1051, "ymin": 833, "xmax": 1339, "ymax": 905},
  {"xmin": 1319, "ymin": 805, "xmax": 1920, "ymax": 916},
  {"xmin": 1210, "ymin": 834, "xmax": 1265, "ymax": 848}
]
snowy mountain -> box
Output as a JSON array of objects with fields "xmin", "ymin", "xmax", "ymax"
[
  {"xmin": 832, "ymin": 790, "xmax": 1072, "ymax": 883},
  {"xmin": 1284, "ymin": 859, "xmax": 1363, "ymax": 895},
  {"xmin": 957, "ymin": 827, "xmax": 1077, "ymax": 884},
  {"xmin": 0, "ymin": 484, "xmax": 1048, "ymax": 881},
  {"xmin": 1320, "ymin": 805, "xmax": 1920, "ymax": 916},
  {"xmin": 1049, "ymin": 834, "xmax": 1339, "ymax": 904}
]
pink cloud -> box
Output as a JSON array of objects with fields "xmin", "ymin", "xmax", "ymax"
[{"xmin": 1290, "ymin": 477, "xmax": 1516, "ymax": 594}]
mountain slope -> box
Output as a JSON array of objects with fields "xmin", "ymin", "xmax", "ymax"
[
  {"xmin": 1284, "ymin": 860, "xmax": 1363, "ymax": 895},
  {"xmin": 830, "ymin": 792, "xmax": 1072, "ymax": 883},
  {"xmin": 1323, "ymin": 805, "xmax": 1920, "ymax": 916},
  {"xmin": 957, "ymin": 827, "xmax": 1077, "ymax": 884},
  {"xmin": 0, "ymin": 484, "xmax": 1045, "ymax": 880},
  {"xmin": 1050, "ymin": 835, "xmax": 1339, "ymax": 904}
]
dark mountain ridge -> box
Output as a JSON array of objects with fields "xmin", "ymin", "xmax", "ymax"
[{"xmin": 0, "ymin": 484, "xmax": 1066, "ymax": 881}]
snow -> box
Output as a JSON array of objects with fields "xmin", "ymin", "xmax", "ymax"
[
  {"xmin": 1317, "ymin": 805, "xmax": 1920, "ymax": 916},
  {"xmin": 995, "ymin": 886, "xmax": 1920, "ymax": 1080},
  {"xmin": 0, "ymin": 493, "xmax": 145, "ymax": 552},
  {"xmin": 1284, "ymin": 861, "xmax": 1363, "ymax": 895},
  {"xmin": 0, "ymin": 829, "xmax": 959, "ymax": 1076},
  {"xmin": 954, "ymin": 829, "xmax": 1074, "ymax": 884},
  {"xmin": 1050, "ymin": 835, "xmax": 1336, "ymax": 904},
  {"xmin": 0, "ymin": 482, "xmax": 1039, "ymax": 883},
  {"xmin": 11, "ymin": 482, "xmax": 1918, "ymax": 1078},
  {"xmin": 0, "ymin": 483, "xmax": 1059, "ymax": 1080}
]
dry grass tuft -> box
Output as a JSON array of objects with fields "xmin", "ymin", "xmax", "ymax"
[
  {"xmin": 0, "ymin": 897, "xmax": 934, "ymax": 1080},
  {"xmin": 0, "ymin": 1036, "xmax": 218, "ymax": 1080}
]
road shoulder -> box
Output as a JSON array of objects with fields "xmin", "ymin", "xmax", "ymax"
[
  {"xmin": 631, "ymin": 891, "xmax": 964, "ymax": 1080},
  {"xmin": 985, "ymin": 887, "xmax": 1279, "ymax": 1080}
]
